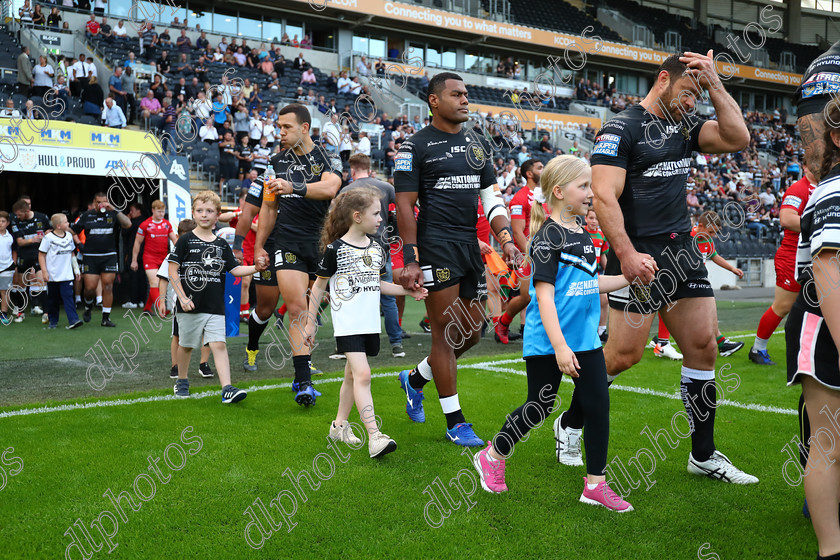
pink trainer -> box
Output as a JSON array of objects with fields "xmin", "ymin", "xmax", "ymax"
[
  {"xmin": 473, "ymin": 441, "xmax": 508, "ymax": 493},
  {"xmin": 579, "ymin": 477, "xmax": 634, "ymax": 512}
]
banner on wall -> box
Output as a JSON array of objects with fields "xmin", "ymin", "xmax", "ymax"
[
  {"xmin": 161, "ymin": 156, "xmax": 191, "ymax": 227},
  {"xmin": 471, "ymin": 103, "xmax": 602, "ymax": 130},
  {"xmin": 0, "ymin": 119, "xmax": 160, "ymax": 152},
  {"xmin": 299, "ymin": 0, "xmax": 802, "ymax": 87},
  {"xmin": 2, "ymin": 145, "xmax": 165, "ymax": 177}
]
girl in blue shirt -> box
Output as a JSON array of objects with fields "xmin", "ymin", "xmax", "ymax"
[{"xmin": 473, "ymin": 155, "xmax": 655, "ymax": 511}]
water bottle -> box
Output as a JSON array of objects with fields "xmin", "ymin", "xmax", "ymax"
[{"xmin": 263, "ymin": 165, "xmax": 276, "ymax": 202}]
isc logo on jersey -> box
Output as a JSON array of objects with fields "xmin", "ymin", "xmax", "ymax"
[
  {"xmin": 593, "ymin": 133, "xmax": 620, "ymax": 157},
  {"xmin": 395, "ymin": 152, "xmax": 412, "ymax": 172}
]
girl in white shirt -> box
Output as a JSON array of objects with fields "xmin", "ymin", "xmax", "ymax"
[{"xmin": 0, "ymin": 211, "xmax": 14, "ymax": 324}]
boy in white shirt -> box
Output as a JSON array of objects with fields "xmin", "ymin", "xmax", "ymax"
[
  {"xmin": 38, "ymin": 213, "xmax": 82, "ymax": 329},
  {"xmin": 0, "ymin": 211, "xmax": 14, "ymax": 324}
]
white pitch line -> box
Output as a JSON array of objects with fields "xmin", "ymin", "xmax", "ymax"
[
  {"xmin": 728, "ymin": 330, "xmax": 784, "ymax": 339},
  {"xmin": 468, "ymin": 364, "xmax": 797, "ymax": 416},
  {"xmin": 1, "ymin": 352, "xmax": 797, "ymax": 419}
]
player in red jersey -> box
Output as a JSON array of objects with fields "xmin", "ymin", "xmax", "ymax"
[
  {"xmin": 750, "ymin": 168, "xmax": 817, "ymax": 365},
  {"xmin": 495, "ymin": 158, "xmax": 543, "ymax": 343},
  {"xmin": 131, "ymin": 200, "xmax": 176, "ymax": 315},
  {"xmin": 584, "ymin": 208, "xmax": 610, "ymax": 342},
  {"xmin": 224, "ymin": 189, "xmax": 258, "ymax": 321}
]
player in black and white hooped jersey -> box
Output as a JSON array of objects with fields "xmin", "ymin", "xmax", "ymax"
[
  {"xmin": 553, "ymin": 53, "xmax": 758, "ymax": 484},
  {"xmin": 786, "ymin": 57, "xmax": 840, "ymax": 554},
  {"xmin": 394, "ymin": 72, "xmax": 520, "ymax": 447},
  {"xmin": 252, "ymin": 103, "xmax": 343, "ymax": 406}
]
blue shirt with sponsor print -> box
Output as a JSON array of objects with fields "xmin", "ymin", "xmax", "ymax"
[{"xmin": 523, "ymin": 218, "xmax": 602, "ymax": 357}]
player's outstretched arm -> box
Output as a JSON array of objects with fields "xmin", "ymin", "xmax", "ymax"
[
  {"xmin": 254, "ymin": 197, "xmax": 278, "ymax": 264},
  {"xmin": 233, "ymin": 200, "xmax": 259, "ymax": 261},
  {"xmin": 779, "ymin": 207, "xmax": 802, "ymax": 233},
  {"xmin": 304, "ymin": 276, "xmax": 328, "ymax": 346},
  {"xmin": 395, "ymin": 191, "xmax": 421, "ymax": 289},
  {"xmin": 130, "ymin": 232, "xmax": 143, "ymax": 270}
]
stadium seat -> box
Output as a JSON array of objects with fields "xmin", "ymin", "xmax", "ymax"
[{"xmin": 223, "ymin": 179, "xmax": 242, "ymax": 203}]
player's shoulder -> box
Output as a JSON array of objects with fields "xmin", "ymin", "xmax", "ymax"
[{"xmin": 600, "ymin": 105, "xmax": 645, "ymax": 134}]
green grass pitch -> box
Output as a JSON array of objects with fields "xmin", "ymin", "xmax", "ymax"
[{"xmin": 0, "ymin": 299, "xmax": 816, "ymax": 559}]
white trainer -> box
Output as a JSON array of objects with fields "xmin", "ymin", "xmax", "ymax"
[
  {"xmin": 553, "ymin": 412, "xmax": 584, "ymax": 466},
  {"xmin": 687, "ymin": 450, "xmax": 759, "ymax": 484},
  {"xmin": 368, "ymin": 431, "xmax": 397, "ymax": 458},
  {"xmin": 328, "ymin": 421, "xmax": 361, "ymax": 446},
  {"xmin": 654, "ymin": 341, "xmax": 683, "ymax": 361}
]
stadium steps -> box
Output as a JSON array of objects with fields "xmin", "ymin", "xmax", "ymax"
[{"xmin": 566, "ymin": 0, "xmax": 585, "ymax": 10}]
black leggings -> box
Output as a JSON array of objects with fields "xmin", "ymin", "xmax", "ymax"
[{"xmin": 493, "ymin": 349, "xmax": 610, "ymax": 475}]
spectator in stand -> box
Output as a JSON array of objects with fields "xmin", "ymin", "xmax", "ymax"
[
  {"xmin": 251, "ymin": 135, "xmax": 270, "ymax": 173},
  {"xmin": 17, "ymin": 46, "xmax": 32, "ymax": 96},
  {"xmin": 786, "ymin": 156, "xmax": 801, "ymax": 179},
  {"xmin": 93, "ymin": 0, "xmax": 106, "ymax": 15},
  {"xmin": 686, "ymin": 187, "xmax": 702, "ymax": 213},
  {"xmin": 176, "ymin": 29, "xmax": 192, "ymax": 53},
  {"xmin": 280, "ymin": 32, "xmax": 290, "ymax": 45},
  {"xmin": 176, "ymin": 53, "xmax": 193, "ymax": 77},
  {"xmin": 18, "ymin": 0, "xmax": 33, "ymax": 26},
  {"xmin": 31, "ymin": 5, "xmax": 45, "ymax": 27},
  {"xmin": 54, "ymin": 75, "xmax": 70, "ymax": 106},
  {"xmin": 194, "ymin": 56, "xmax": 208, "ymax": 82},
  {"xmin": 123, "ymin": 51, "xmax": 136, "ymax": 69},
  {"xmin": 196, "ymin": 31, "xmax": 209, "ymax": 51},
  {"xmin": 349, "ymin": 76, "xmax": 362, "ymax": 97},
  {"xmin": 149, "ymin": 73, "xmax": 164, "ymax": 101},
  {"xmin": 315, "ymin": 95, "xmax": 329, "ymax": 114},
  {"xmin": 211, "ymin": 94, "xmax": 229, "ymax": 135},
  {"xmin": 140, "ymin": 89, "xmax": 162, "ymax": 121},
  {"xmin": 356, "ymin": 56, "xmax": 370, "ymax": 76},
  {"xmin": 140, "ymin": 22, "xmax": 158, "ymax": 61},
  {"xmin": 0, "ymin": 98, "xmax": 21, "ymax": 118},
  {"xmin": 259, "ymin": 55, "xmax": 273, "ymax": 75},
  {"xmin": 200, "ymin": 117, "xmax": 219, "ymax": 143},
  {"xmin": 113, "ymin": 20, "xmax": 127, "ymax": 40},
  {"xmin": 292, "ymin": 52, "xmax": 306, "ymax": 70},
  {"xmin": 355, "ymin": 130, "xmax": 371, "ymax": 156},
  {"xmin": 101, "ymin": 96, "xmax": 126, "ymax": 128},
  {"xmin": 300, "ymin": 67, "xmax": 317, "ymax": 86},
  {"xmin": 218, "ymin": 130, "xmax": 238, "ymax": 193},
  {"xmin": 158, "ymin": 28, "xmax": 172, "ymax": 50},
  {"xmin": 210, "ymin": 46, "xmax": 223, "ymax": 63},
  {"xmin": 291, "ymin": 34, "xmax": 299, "ymax": 48},
  {"xmin": 273, "ymin": 54, "xmax": 286, "ymax": 76},
  {"xmin": 107, "ymin": 66, "xmax": 127, "ymax": 113},
  {"xmin": 301, "ymin": 34, "xmax": 312, "ymax": 49},
  {"xmin": 233, "ymin": 47, "xmax": 246, "ymax": 67},
  {"xmin": 192, "ymin": 90, "xmax": 211, "ymax": 122},
  {"xmin": 99, "ymin": 18, "xmax": 112, "ymax": 43},
  {"xmin": 31, "ymin": 56, "xmax": 54, "ymax": 97},
  {"xmin": 157, "ymin": 50, "xmax": 171, "ymax": 74},
  {"xmin": 185, "ymin": 76, "xmax": 200, "ymax": 101},
  {"xmin": 758, "ymin": 186, "xmax": 777, "ymax": 208},
  {"xmin": 85, "ymin": 14, "xmax": 100, "ymax": 40},
  {"xmin": 47, "ymin": 7, "xmax": 61, "ymax": 29},
  {"xmin": 375, "ymin": 58, "xmax": 386, "ymax": 76},
  {"xmin": 384, "ymin": 139, "xmax": 396, "ymax": 177},
  {"xmin": 539, "ymin": 134, "xmax": 553, "ymax": 153},
  {"xmin": 82, "ymin": 76, "xmax": 104, "ymax": 116},
  {"xmin": 161, "ymin": 97, "xmax": 177, "ymax": 152},
  {"xmin": 172, "ymin": 76, "xmax": 188, "ymax": 99},
  {"xmin": 516, "ymin": 145, "xmax": 530, "ymax": 165},
  {"xmin": 122, "ymin": 66, "xmax": 137, "ymax": 125}
]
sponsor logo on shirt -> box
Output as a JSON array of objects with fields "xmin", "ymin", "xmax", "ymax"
[
  {"xmin": 89, "ymin": 227, "xmax": 113, "ymax": 235},
  {"xmin": 395, "ymin": 152, "xmax": 412, "ymax": 172},
  {"xmin": 565, "ymin": 278, "xmax": 599, "ymax": 296},
  {"xmin": 641, "ymin": 158, "xmax": 691, "ymax": 178},
  {"xmin": 782, "ymin": 195, "xmax": 802, "ymax": 209},
  {"xmin": 432, "ymin": 175, "xmax": 481, "ymax": 190},
  {"xmin": 593, "ymin": 134, "xmax": 620, "ymax": 157}
]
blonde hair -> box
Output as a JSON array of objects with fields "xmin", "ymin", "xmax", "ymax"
[
  {"xmin": 530, "ymin": 155, "xmax": 589, "ymax": 236},
  {"xmin": 50, "ymin": 213, "xmax": 67, "ymax": 227},
  {"xmin": 193, "ymin": 190, "xmax": 221, "ymax": 214},
  {"xmin": 320, "ymin": 187, "xmax": 381, "ymax": 252},
  {"xmin": 151, "ymin": 200, "xmax": 166, "ymax": 210}
]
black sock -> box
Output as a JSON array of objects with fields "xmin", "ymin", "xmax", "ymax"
[
  {"xmin": 408, "ymin": 367, "xmax": 429, "ymax": 391},
  {"xmin": 494, "ymin": 355, "xmax": 561, "ymax": 457},
  {"xmin": 102, "ymin": 311, "xmax": 110, "ymax": 321},
  {"xmin": 84, "ymin": 298, "xmax": 94, "ymax": 309},
  {"xmin": 799, "ymin": 392, "xmax": 810, "ymax": 470},
  {"xmin": 444, "ymin": 409, "xmax": 466, "ymax": 430},
  {"xmin": 293, "ymin": 354, "xmax": 311, "ymax": 384},
  {"xmin": 247, "ymin": 313, "xmax": 269, "ymax": 351},
  {"xmin": 818, "ymin": 554, "xmax": 840, "ymax": 560},
  {"xmin": 562, "ymin": 388, "xmax": 585, "ymax": 430},
  {"xmin": 681, "ymin": 376, "xmax": 716, "ymax": 462}
]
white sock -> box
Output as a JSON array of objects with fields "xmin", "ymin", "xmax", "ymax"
[
  {"xmin": 587, "ymin": 482, "xmax": 599, "ymax": 490},
  {"xmin": 439, "ymin": 394, "xmax": 460, "ymax": 413},
  {"xmin": 75, "ymin": 296, "xmax": 81, "ymax": 303},
  {"xmin": 753, "ymin": 336, "xmax": 768, "ymax": 352},
  {"xmin": 96, "ymin": 296, "xmax": 102, "ymax": 305},
  {"xmin": 250, "ymin": 309, "xmax": 269, "ymax": 324},
  {"xmin": 417, "ymin": 357, "xmax": 433, "ymax": 381},
  {"xmin": 607, "ymin": 374, "xmax": 618, "ymax": 384},
  {"xmin": 598, "ymin": 325, "xmax": 606, "ymax": 335},
  {"xmin": 102, "ymin": 307, "xmax": 111, "ymax": 313},
  {"xmin": 681, "ymin": 365, "xmax": 715, "ymax": 381}
]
